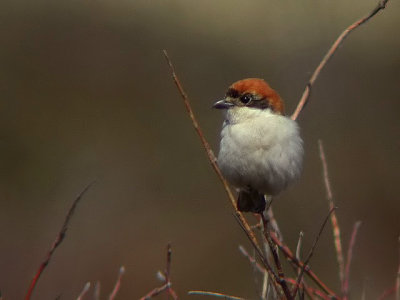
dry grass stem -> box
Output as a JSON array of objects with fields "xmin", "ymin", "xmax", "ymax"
[
  {"xmin": 77, "ymin": 282, "xmax": 91, "ymax": 300},
  {"xmin": 188, "ymin": 290, "xmax": 245, "ymax": 300},
  {"xmin": 342, "ymin": 221, "xmax": 361, "ymax": 299},
  {"xmin": 25, "ymin": 181, "xmax": 95, "ymax": 300},
  {"xmin": 318, "ymin": 140, "xmax": 345, "ymax": 285},
  {"xmin": 296, "ymin": 231, "xmax": 304, "ymax": 270},
  {"xmin": 291, "ymin": 0, "xmax": 390, "ymax": 121},
  {"xmin": 108, "ymin": 266, "xmax": 125, "ymax": 300}
]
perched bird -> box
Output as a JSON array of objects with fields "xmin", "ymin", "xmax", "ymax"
[{"xmin": 213, "ymin": 78, "xmax": 303, "ymax": 214}]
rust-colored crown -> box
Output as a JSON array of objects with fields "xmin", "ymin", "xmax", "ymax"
[{"xmin": 230, "ymin": 78, "xmax": 284, "ymax": 114}]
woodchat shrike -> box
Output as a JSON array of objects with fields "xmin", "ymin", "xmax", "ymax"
[{"xmin": 214, "ymin": 78, "xmax": 303, "ymax": 213}]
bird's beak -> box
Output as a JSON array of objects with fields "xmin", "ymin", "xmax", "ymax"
[{"xmin": 213, "ymin": 99, "xmax": 234, "ymax": 109}]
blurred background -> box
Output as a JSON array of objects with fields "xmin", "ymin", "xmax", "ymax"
[{"xmin": 0, "ymin": 0, "xmax": 399, "ymax": 299}]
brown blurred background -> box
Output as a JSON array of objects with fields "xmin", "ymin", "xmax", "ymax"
[{"xmin": 0, "ymin": 0, "xmax": 399, "ymax": 299}]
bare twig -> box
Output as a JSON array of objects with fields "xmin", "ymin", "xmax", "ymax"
[
  {"xmin": 296, "ymin": 231, "xmax": 304, "ymax": 271},
  {"xmin": 77, "ymin": 282, "xmax": 91, "ymax": 300},
  {"xmin": 291, "ymin": 0, "xmax": 390, "ymax": 120},
  {"xmin": 292, "ymin": 207, "xmax": 336, "ymax": 298},
  {"xmin": 342, "ymin": 221, "xmax": 361, "ymax": 299},
  {"xmin": 109, "ymin": 266, "xmax": 125, "ymax": 300},
  {"xmin": 378, "ymin": 285, "xmax": 396, "ymax": 300},
  {"xmin": 296, "ymin": 231, "xmax": 305, "ymax": 297},
  {"xmin": 164, "ymin": 243, "xmax": 178, "ymax": 300},
  {"xmin": 163, "ymin": 50, "xmax": 259, "ymax": 252},
  {"xmin": 238, "ymin": 245, "xmax": 265, "ymax": 274},
  {"xmin": 188, "ymin": 291, "xmax": 245, "ymax": 300},
  {"xmin": 318, "ymin": 140, "xmax": 345, "ymax": 285},
  {"xmin": 141, "ymin": 244, "xmax": 178, "ymax": 300},
  {"xmin": 238, "ymin": 245, "xmax": 269, "ymax": 300},
  {"xmin": 25, "ymin": 181, "xmax": 95, "ymax": 300},
  {"xmin": 261, "ymin": 214, "xmax": 293, "ymax": 300},
  {"xmin": 234, "ymin": 214, "xmax": 281, "ymax": 296},
  {"xmin": 269, "ymin": 231, "xmax": 337, "ymax": 298},
  {"xmin": 140, "ymin": 283, "xmax": 170, "ymax": 300}
]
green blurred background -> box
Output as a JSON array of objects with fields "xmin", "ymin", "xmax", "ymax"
[{"xmin": 0, "ymin": 0, "xmax": 399, "ymax": 299}]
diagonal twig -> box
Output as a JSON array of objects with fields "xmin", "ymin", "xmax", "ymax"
[
  {"xmin": 163, "ymin": 50, "xmax": 260, "ymax": 252},
  {"xmin": 238, "ymin": 245, "xmax": 265, "ymax": 274},
  {"xmin": 109, "ymin": 266, "xmax": 125, "ymax": 300},
  {"xmin": 25, "ymin": 181, "xmax": 96, "ymax": 300},
  {"xmin": 77, "ymin": 282, "xmax": 91, "ymax": 300},
  {"xmin": 269, "ymin": 231, "xmax": 337, "ymax": 298},
  {"xmin": 378, "ymin": 285, "xmax": 396, "ymax": 300},
  {"xmin": 140, "ymin": 283, "xmax": 170, "ymax": 300},
  {"xmin": 291, "ymin": 0, "xmax": 390, "ymax": 121},
  {"xmin": 292, "ymin": 207, "xmax": 336, "ymax": 298},
  {"xmin": 233, "ymin": 214, "xmax": 281, "ymax": 296},
  {"xmin": 342, "ymin": 221, "xmax": 362, "ymax": 300},
  {"xmin": 318, "ymin": 140, "xmax": 345, "ymax": 286}
]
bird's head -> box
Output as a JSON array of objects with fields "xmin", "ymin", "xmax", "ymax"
[{"xmin": 213, "ymin": 78, "xmax": 284, "ymax": 115}]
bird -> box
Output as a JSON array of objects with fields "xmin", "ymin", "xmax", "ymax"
[{"xmin": 213, "ymin": 78, "xmax": 303, "ymax": 214}]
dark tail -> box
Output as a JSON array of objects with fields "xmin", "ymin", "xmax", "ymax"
[{"xmin": 237, "ymin": 188, "xmax": 266, "ymax": 214}]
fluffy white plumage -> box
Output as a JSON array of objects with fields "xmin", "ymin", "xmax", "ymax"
[{"xmin": 218, "ymin": 106, "xmax": 303, "ymax": 196}]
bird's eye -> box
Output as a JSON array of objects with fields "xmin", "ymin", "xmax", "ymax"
[{"xmin": 240, "ymin": 94, "xmax": 253, "ymax": 104}]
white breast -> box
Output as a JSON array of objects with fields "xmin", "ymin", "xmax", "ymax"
[{"xmin": 217, "ymin": 107, "xmax": 303, "ymax": 195}]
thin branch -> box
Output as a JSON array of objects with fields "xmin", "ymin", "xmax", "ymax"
[
  {"xmin": 261, "ymin": 214, "xmax": 293, "ymax": 300},
  {"xmin": 296, "ymin": 231, "xmax": 305, "ymax": 297},
  {"xmin": 342, "ymin": 221, "xmax": 361, "ymax": 299},
  {"xmin": 141, "ymin": 244, "xmax": 178, "ymax": 300},
  {"xmin": 292, "ymin": 207, "xmax": 336, "ymax": 298},
  {"xmin": 163, "ymin": 50, "xmax": 259, "ymax": 251},
  {"xmin": 286, "ymin": 278, "xmax": 320, "ymax": 300},
  {"xmin": 318, "ymin": 140, "xmax": 345, "ymax": 285},
  {"xmin": 238, "ymin": 245, "xmax": 269, "ymax": 300},
  {"xmin": 238, "ymin": 245, "xmax": 265, "ymax": 274},
  {"xmin": 77, "ymin": 282, "xmax": 91, "ymax": 300},
  {"xmin": 109, "ymin": 266, "xmax": 125, "ymax": 300},
  {"xmin": 291, "ymin": 0, "xmax": 390, "ymax": 120},
  {"xmin": 296, "ymin": 231, "xmax": 304, "ymax": 271},
  {"xmin": 269, "ymin": 231, "xmax": 337, "ymax": 298},
  {"xmin": 233, "ymin": 214, "xmax": 281, "ymax": 296},
  {"xmin": 25, "ymin": 181, "xmax": 95, "ymax": 300},
  {"xmin": 378, "ymin": 285, "xmax": 396, "ymax": 300},
  {"xmin": 164, "ymin": 243, "xmax": 178, "ymax": 300},
  {"xmin": 140, "ymin": 283, "xmax": 170, "ymax": 300},
  {"xmin": 188, "ymin": 291, "xmax": 245, "ymax": 300}
]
